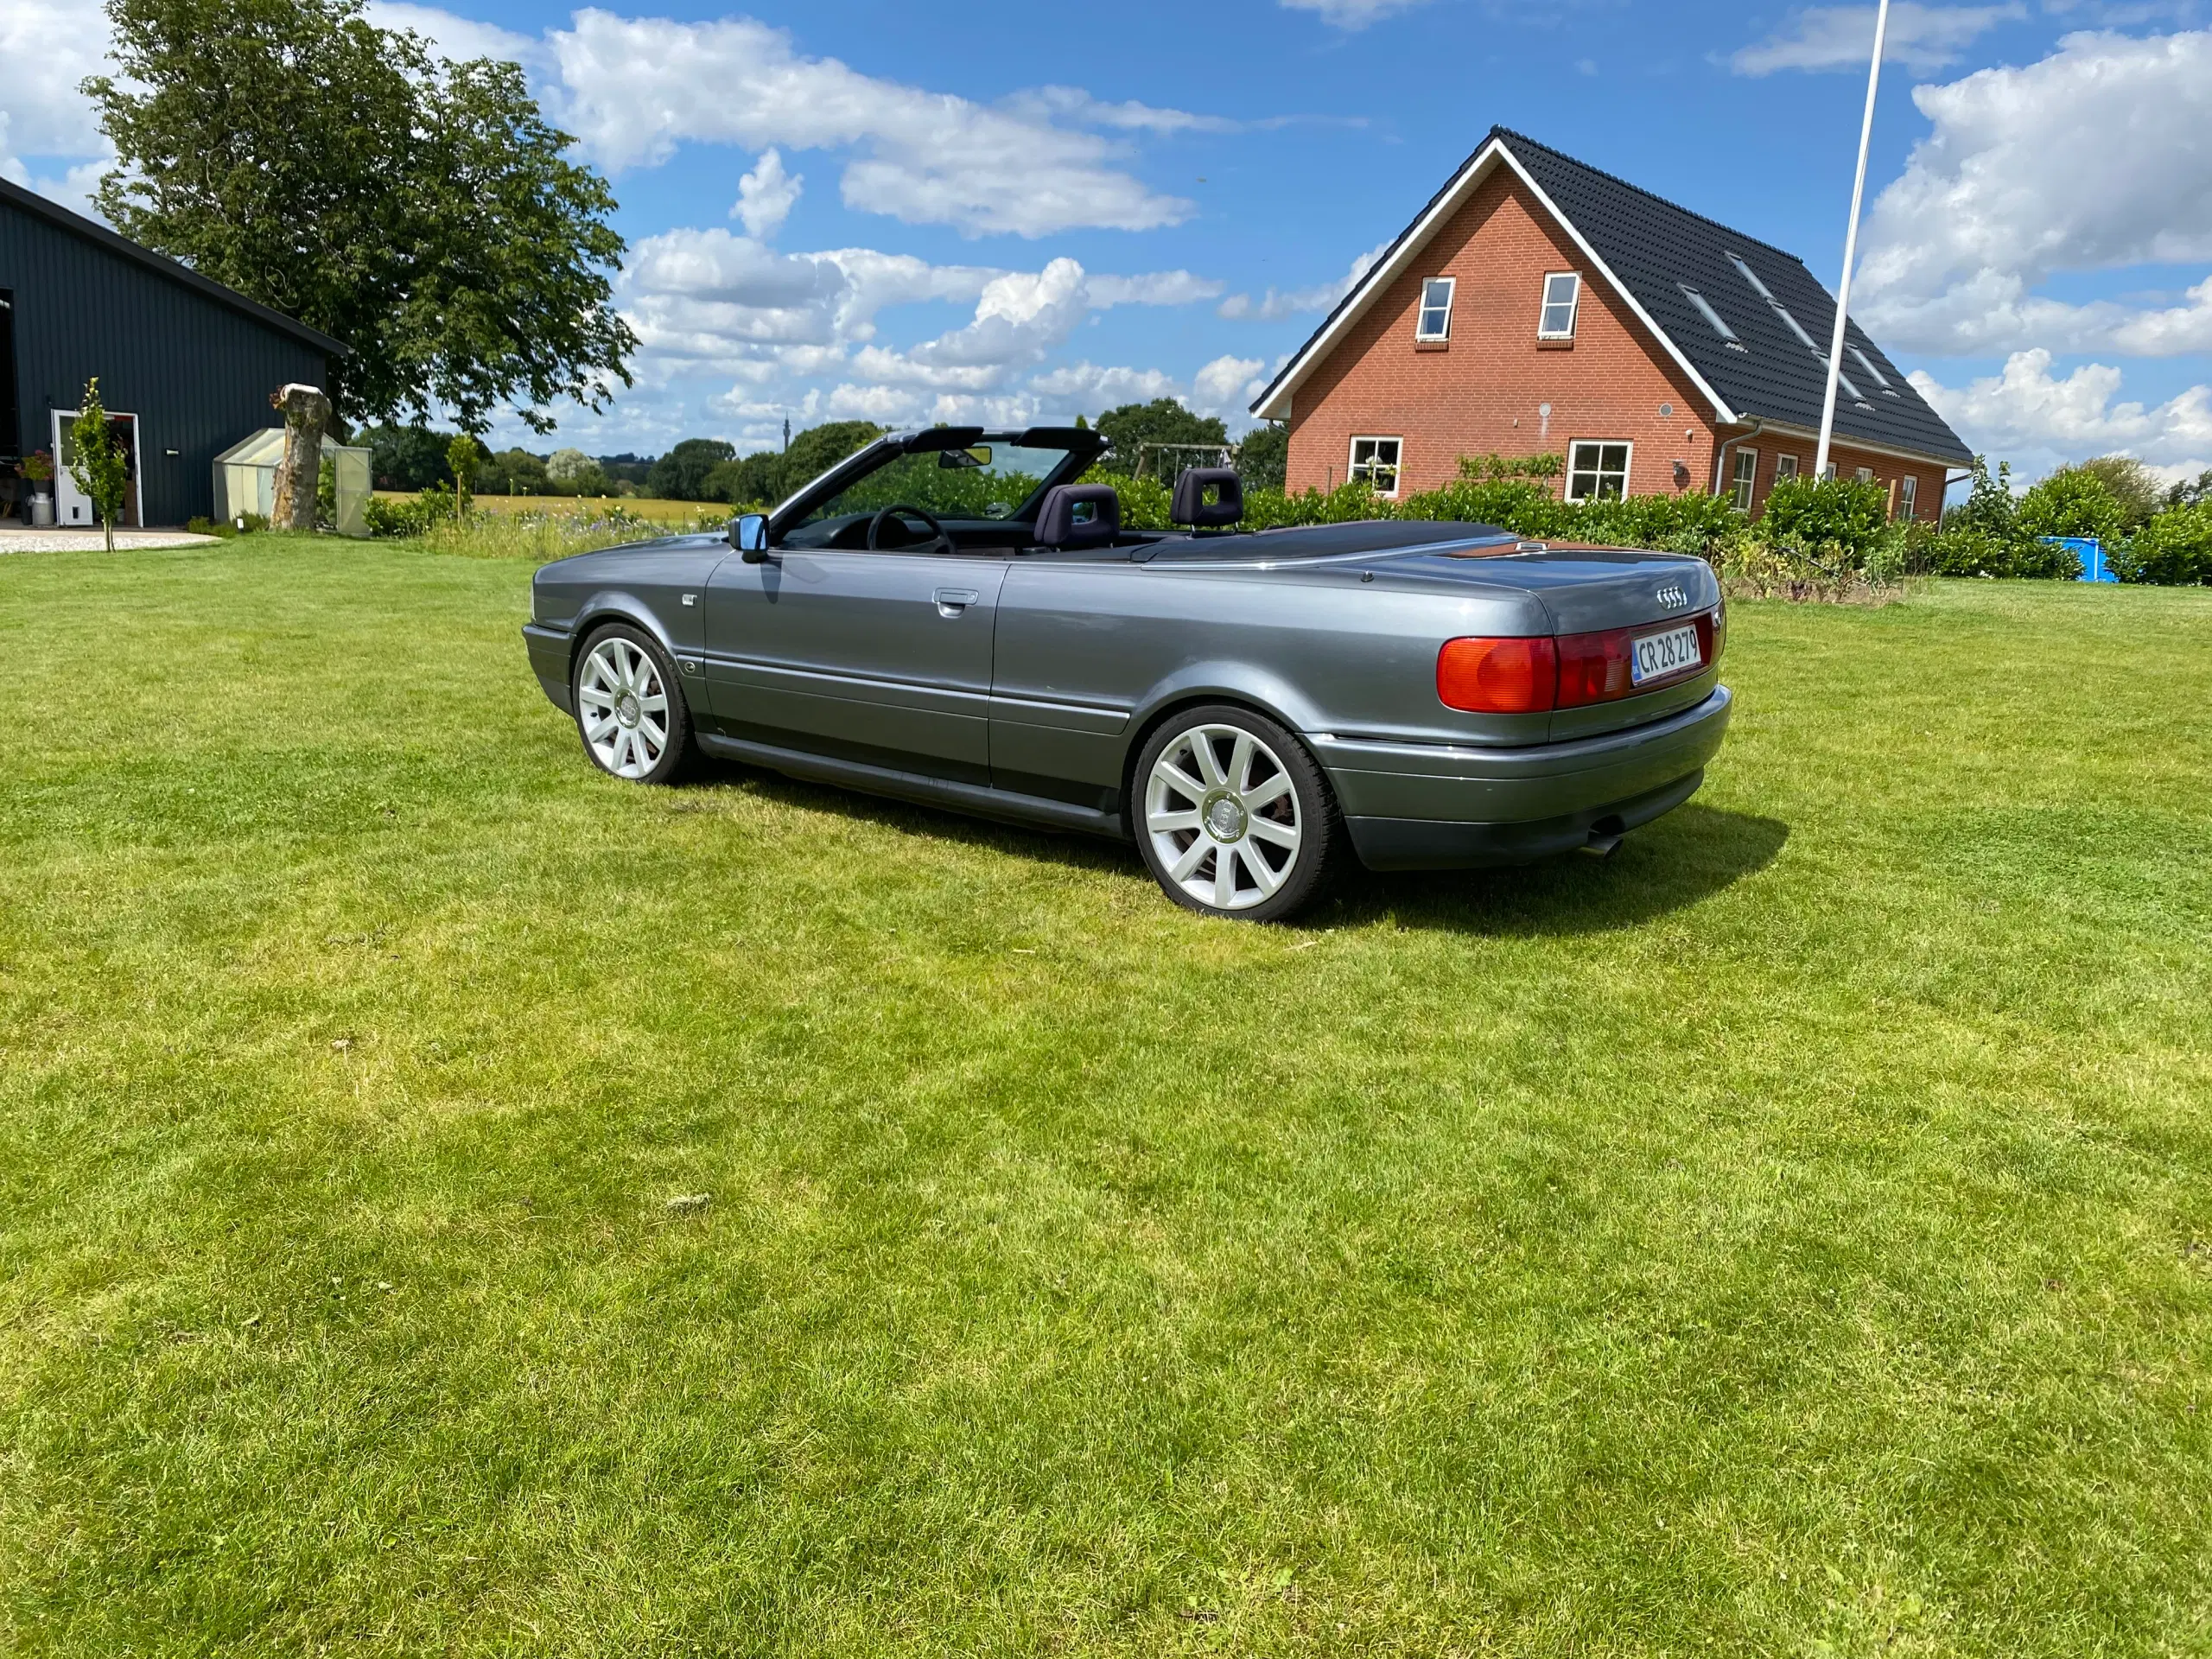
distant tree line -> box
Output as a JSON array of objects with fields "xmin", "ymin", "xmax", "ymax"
[{"xmin": 362, "ymin": 403, "xmax": 1292, "ymax": 507}]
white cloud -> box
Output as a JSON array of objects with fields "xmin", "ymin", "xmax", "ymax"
[
  {"xmin": 1090, "ymin": 270, "xmax": 1225, "ymax": 308},
  {"xmin": 0, "ymin": 0, "xmax": 111, "ymax": 180},
  {"xmin": 1910, "ymin": 349, "xmax": 2212, "ymax": 477},
  {"xmin": 545, "ymin": 10, "xmax": 1193, "ymax": 237},
  {"xmin": 732, "ymin": 148, "xmax": 801, "ymax": 239},
  {"xmin": 1730, "ymin": 3, "xmax": 2024, "ymax": 74},
  {"xmin": 1218, "ymin": 243, "xmax": 1386, "ymax": 322},
  {"xmin": 364, "ymin": 1, "xmax": 545, "ymax": 68},
  {"xmin": 1191, "ymin": 354, "xmax": 1268, "ymax": 418},
  {"xmin": 1279, "ymin": 0, "xmax": 1437, "ymax": 27},
  {"xmin": 1030, "ymin": 362, "xmax": 1182, "ymax": 406},
  {"xmin": 622, "ymin": 233, "xmax": 1226, "ymax": 435},
  {"xmin": 1857, "ymin": 29, "xmax": 2212, "ymax": 357},
  {"xmin": 1003, "ymin": 86, "xmax": 1238, "ymax": 136}
]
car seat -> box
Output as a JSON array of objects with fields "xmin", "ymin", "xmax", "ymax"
[
  {"xmin": 1033, "ymin": 483, "xmax": 1121, "ymax": 549},
  {"xmin": 1171, "ymin": 467, "xmax": 1243, "ymax": 529}
]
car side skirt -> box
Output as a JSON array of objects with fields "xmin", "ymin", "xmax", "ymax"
[{"xmin": 696, "ymin": 731, "xmax": 1130, "ymax": 842}]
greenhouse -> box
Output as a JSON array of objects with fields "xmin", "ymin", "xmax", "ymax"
[{"xmin": 213, "ymin": 429, "xmax": 372, "ymax": 537}]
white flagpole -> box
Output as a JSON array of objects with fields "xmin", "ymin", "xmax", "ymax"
[{"xmin": 1815, "ymin": 0, "xmax": 1891, "ymax": 482}]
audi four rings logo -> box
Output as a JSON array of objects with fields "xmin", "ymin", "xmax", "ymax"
[{"xmin": 1656, "ymin": 584, "xmax": 1689, "ymax": 609}]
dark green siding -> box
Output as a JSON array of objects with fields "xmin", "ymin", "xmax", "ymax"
[{"xmin": 2, "ymin": 189, "xmax": 334, "ymax": 526}]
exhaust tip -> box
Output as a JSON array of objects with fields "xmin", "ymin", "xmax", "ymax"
[{"xmin": 1581, "ymin": 815, "xmax": 1626, "ymax": 859}]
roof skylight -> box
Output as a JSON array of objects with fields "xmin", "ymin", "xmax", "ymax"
[
  {"xmin": 1679, "ymin": 284, "xmax": 1738, "ymax": 342},
  {"xmin": 1851, "ymin": 346, "xmax": 1899, "ymax": 396}
]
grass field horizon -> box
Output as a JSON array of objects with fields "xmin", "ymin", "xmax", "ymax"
[{"xmin": 2, "ymin": 540, "xmax": 2207, "ymax": 1655}]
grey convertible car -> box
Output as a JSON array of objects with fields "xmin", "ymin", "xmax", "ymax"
[{"xmin": 523, "ymin": 424, "xmax": 1731, "ymax": 921}]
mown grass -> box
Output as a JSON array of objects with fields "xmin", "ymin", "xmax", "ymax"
[{"xmin": 2, "ymin": 538, "xmax": 2208, "ymax": 1656}]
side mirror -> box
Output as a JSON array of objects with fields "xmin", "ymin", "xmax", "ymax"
[{"xmin": 730, "ymin": 512, "xmax": 770, "ymax": 562}]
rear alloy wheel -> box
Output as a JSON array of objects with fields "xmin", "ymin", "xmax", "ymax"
[
  {"xmin": 573, "ymin": 625, "xmax": 691, "ymax": 785},
  {"xmin": 1135, "ymin": 704, "xmax": 1338, "ymax": 921}
]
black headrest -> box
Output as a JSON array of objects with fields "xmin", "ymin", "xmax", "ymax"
[
  {"xmin": 1172, "ymin": 467, "xmax": 1243, "ymax": 528},
  {"xmin": 1033, "ymin": 483, "xmax": 1120, "ymax": 549}
]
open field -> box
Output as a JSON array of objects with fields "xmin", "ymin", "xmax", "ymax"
[
  {"xmin": 375, "ymin": 491, "xmax": 723, "ymax": 525},
  {"xmin": 2, "ymin": 540, "xmax": 2208, "ymax": 1656}
]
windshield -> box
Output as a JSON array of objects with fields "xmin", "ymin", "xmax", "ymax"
[{"xmin": 794, "ymin": 442, "xmax": 1076, "ymax": 530}]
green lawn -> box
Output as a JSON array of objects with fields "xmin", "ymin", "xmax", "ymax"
[{"xmin": 3, "ymin": 540, "xmax": 2208, "ymax": 1656}]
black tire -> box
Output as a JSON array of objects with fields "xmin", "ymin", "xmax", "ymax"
[
  {"xmin": 570, "ymin": 622, "xmax": 695, "ymax": 785},
  {"xmin": 1130, "ymin": 702, "xmax": 1342, "ymax": 922}
]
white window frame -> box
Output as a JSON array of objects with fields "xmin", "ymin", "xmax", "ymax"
[
  {"xmin": 1348, "ymin": 435, "xmax": 1402, "ymax": 498},
  {"xmin": 1730, "ymin": 448, "xmax": 1758, "ymax": 512},
  {"xmin": 1414, "ymin": 276, "xmax": 1455, "ymax": 342},
  {"xmin": 1855, "ymin": 466, "xmax": 1874, "ymax": 483},
  {"xmin": 1897, "ymin": 475, "xmax": 1917, "ymax": 520},
  {"xmin": 1565, "ymin": 439, "xmax": 1631, "ymax": 502},
  {"xmin": 1537, "ymin": 271, "xmax": 1581, "ymax": 340},
  {"xmin": 1774, "ymin": 454, "xmax": 1799, "ymax": 486}
]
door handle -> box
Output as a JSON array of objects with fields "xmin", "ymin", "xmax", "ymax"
[{"xmin": 933, "ymin": 587, "xmax": 980, "ymax": 617}]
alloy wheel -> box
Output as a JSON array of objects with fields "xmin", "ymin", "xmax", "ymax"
[
  {"xmin": 1143, "ymin": 722, "xmax": 1304, "ymax": 912},
  {"xmin": 576, "ymin": 635, "xmax": 671, "ymax": 779}
]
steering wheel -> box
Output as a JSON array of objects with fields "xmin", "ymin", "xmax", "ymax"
[{"xmin": 865, "ymin": 503, "xmax": 953, "ymax": 555}]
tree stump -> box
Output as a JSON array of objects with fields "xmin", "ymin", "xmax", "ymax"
[{"xmin": 270, "ymin": 384, "xmax": 330, "ymax": 531}]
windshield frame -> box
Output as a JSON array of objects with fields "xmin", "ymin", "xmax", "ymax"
[{"xmin": 764, "ymin": 427, "xmax": 1105, "ymax": 543}]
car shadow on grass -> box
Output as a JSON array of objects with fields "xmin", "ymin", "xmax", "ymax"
[
  {"xmin": 1320, "ymin": 804, "xmax": 1790, "ymax": 936},
  {"xmin": 698, "ymin": 764, "xmax": 1786, "ymax": 938}
]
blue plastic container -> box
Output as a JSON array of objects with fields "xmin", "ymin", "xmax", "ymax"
[{"xmin": 2046, "ymin": 536, "xmax": 2117, "ymax": 582}]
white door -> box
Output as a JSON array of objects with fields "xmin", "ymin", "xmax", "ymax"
[{"xmin": 52, "ymin": 409, "xmax": 143, "ymax": 528}]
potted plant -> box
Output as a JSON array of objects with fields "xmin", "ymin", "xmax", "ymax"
[{"xmin": 19, "ymin": 448, "xmax": 55, "ymax": 526}]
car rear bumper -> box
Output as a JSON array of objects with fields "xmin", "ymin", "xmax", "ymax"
[
  {"xmin": 1315, "ymin": 685, "xmax": 1732, "ymax": 871},
  {"xmin": 523, "ymin": 623, "xmax": 574, "ymax": 715}
]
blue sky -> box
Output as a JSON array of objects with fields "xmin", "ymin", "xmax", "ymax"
[{"xmin": 8, "ymin": 0, "xmax": 2210, "ymax": 482}]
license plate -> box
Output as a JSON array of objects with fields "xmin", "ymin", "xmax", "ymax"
[{"xmin": 1629, "ymin": 622, "xmax": 1700, "ymax": 685}]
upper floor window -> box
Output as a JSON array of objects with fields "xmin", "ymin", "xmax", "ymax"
[
  {"xmin": 1730, "ymin": 448, "xmax": 1758, "ymax": 512},
  {"xmin": 1538, "ymin": 272, "xmax": 1580, "ymax": 340},
  {"xmin": 1567, "ymin": 440, "xmax": 1630, "ymax": 501},
  {"xmin": 1415, "ymin": 277, "xmax": 1455, "ymax": 341},
  {"xmin": 1349, "ymin": 435, "xmax": 1402, "ymax": 497}
]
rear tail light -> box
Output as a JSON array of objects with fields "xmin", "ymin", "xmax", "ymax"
[
  {"xmin": 1436, "ymin": 635, "xmax": 1558, "ymax": 713},
  {"xmin": 1438, "ymin": 608, "xmax": 1720, "ymax": 715}
]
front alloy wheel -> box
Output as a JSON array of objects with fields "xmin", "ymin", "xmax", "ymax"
[
  {"xmin": 1135, "ymin": 705, "xmax": 1338, "ymax": 921},
  {"xmin": 574, "ymin": 626, "xmax": 691, "ymax": 785}
]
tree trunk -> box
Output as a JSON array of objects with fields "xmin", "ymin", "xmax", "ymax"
[{"xmin": 270, "ymin": 384, "xmax": 331, "ymax": 531}]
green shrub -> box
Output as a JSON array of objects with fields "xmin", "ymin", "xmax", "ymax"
[
  {"xmin": 1400, "ymin": 478, "xmax": 1567, "ymax": 537},
  {"xmin": 364, "ymin": 486, "xmax": 461, "ymax": 538},
  {"xmin": 2017, "ymin": 466, "xmax": 2123, "ymax": 540},
  {"xmin": 2113, "ymin": 501, "xmax": 2212, "ymax": 585},
  {"xmin": 1759, "ymin": 476, "xmax": 1889, "ymax": 569},
  {"xmin": 1920, "ymin": 524, "xmax": 2079, "ymax": 580},
  {"xmin": 1947, "ymin": 456, "xmax": 2018, "ymax": 535}
]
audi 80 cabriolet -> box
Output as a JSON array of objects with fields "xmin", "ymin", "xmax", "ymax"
[{"xmin": 523, "ymin": 424, "xmax": 1731, "ymax": 921}]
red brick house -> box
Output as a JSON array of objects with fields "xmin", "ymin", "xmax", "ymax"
[{"xmin": 1251, "ymin": 128, "xmax": 1971, "ymax": 521}]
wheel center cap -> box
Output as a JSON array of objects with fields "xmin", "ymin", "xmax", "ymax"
[
  {"xmin": 617, "ymin": 693, "xmax": 639, "ymax": 727},
  {"xmin": 1205, "ymin": 793, "xmax": 1247, "ymax": 842}
]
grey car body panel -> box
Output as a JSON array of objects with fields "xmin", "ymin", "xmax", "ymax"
[
  {"xmin": 524, "ymin": 437, "xmax": 1732, "ymax": 869},
  {"xmin": 702, "ymin": 548, "xmax": 1005, "ymax": 783}
]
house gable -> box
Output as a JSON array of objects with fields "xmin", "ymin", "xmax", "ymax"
[
  {"xmin": 1285, "ymin": 164, "xmax": 1721, "ymax": 499},
  {"xmin": 1254, "ymin": 127, "xmax": 1971, "ymax": 470}
]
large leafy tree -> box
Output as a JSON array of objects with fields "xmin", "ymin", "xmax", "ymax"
[
  {"xmin": 645, "ymin": 439, "xmax": 736, "ymax": 502},
  {"xmin": 1093, "ymin": 399, "xmax": 1229, "ymax": 480},
  {"xmin": 86, "ymin": 0, "xmax": 636, "ymax": 433},
  {"xmin": 1235, "ymin": 422, "xmax": 1288, "ymax": 491}
]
